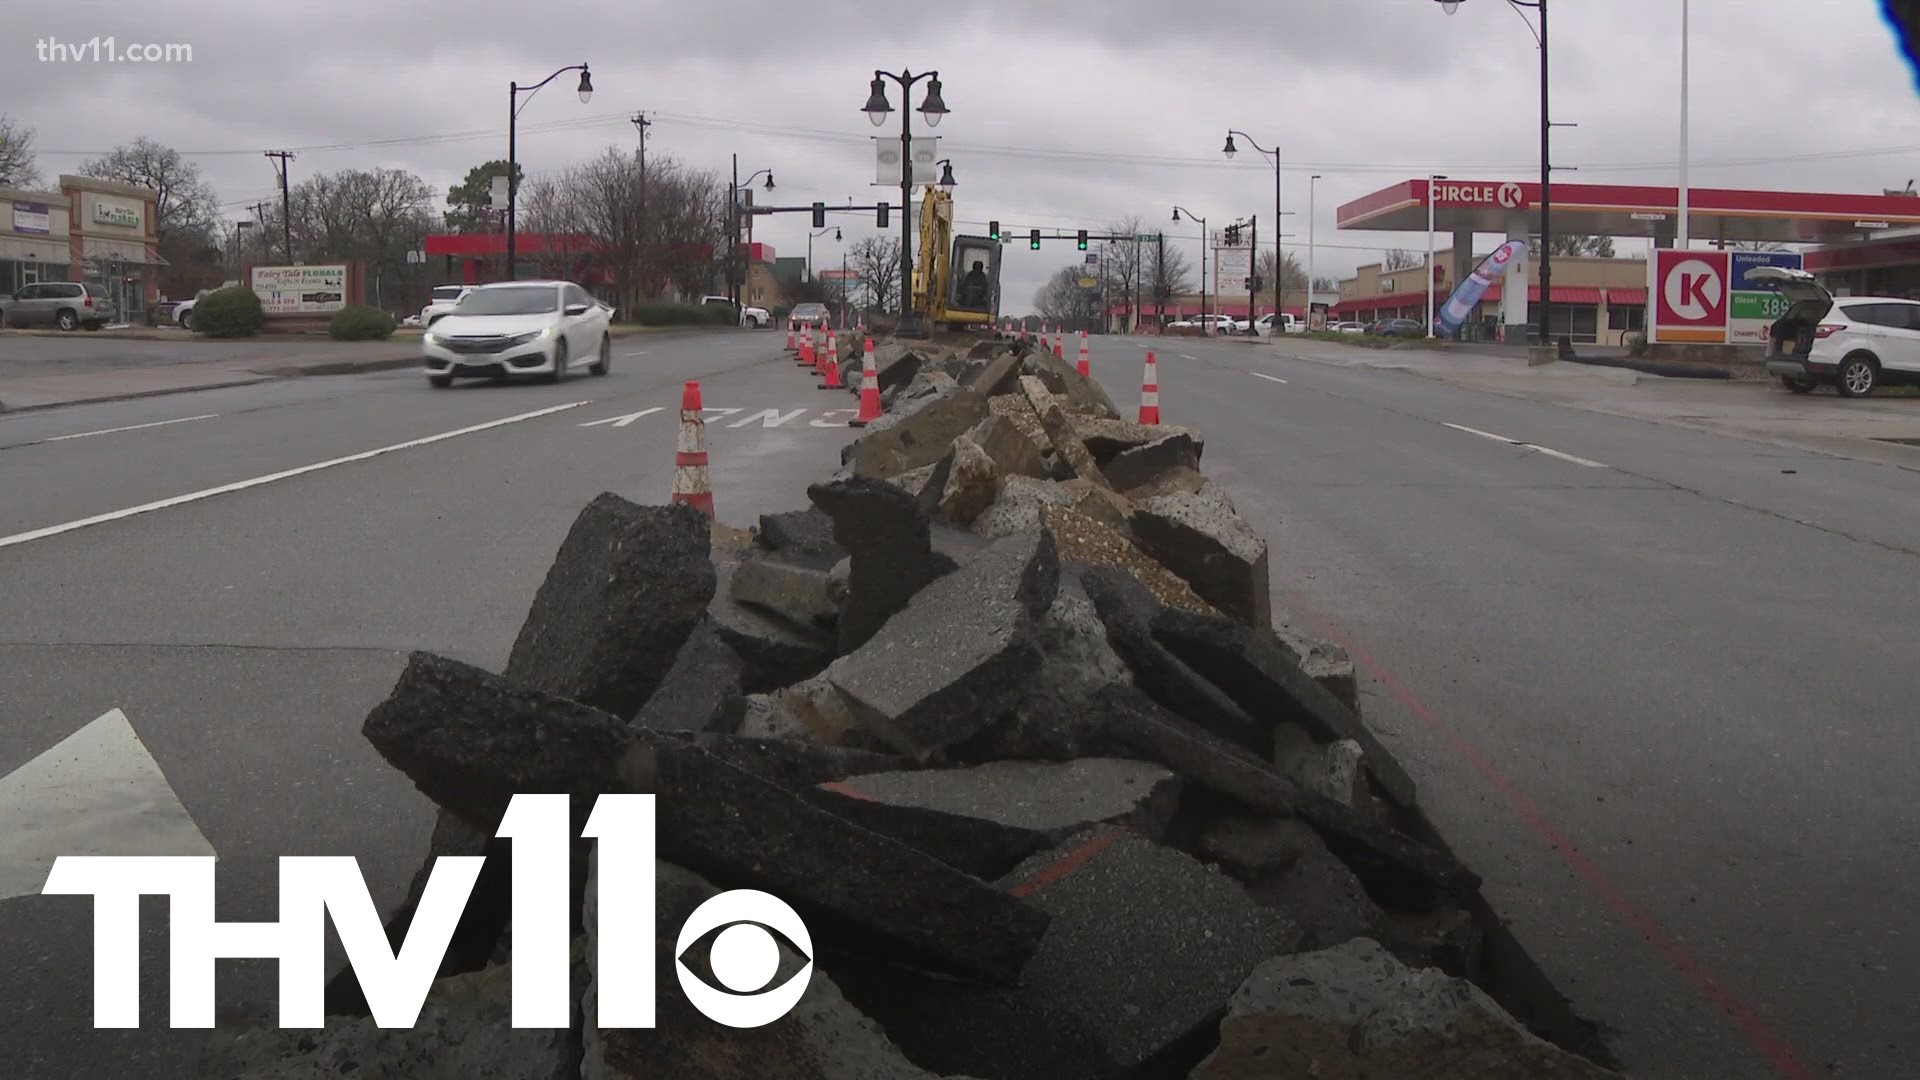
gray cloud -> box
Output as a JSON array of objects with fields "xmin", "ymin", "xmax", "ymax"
[{"xmin": 7, "ymin": 0, "xmax": 1917, "ymax": 310}]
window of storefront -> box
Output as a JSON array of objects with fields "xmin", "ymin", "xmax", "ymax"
[
  {"xmin": 1608, "ymin": 305, "xmax": 1645, "ymax": 332},
  {"xmin": 1546, "ymin": 302, "xmax": 1598, "ymax": 344}
]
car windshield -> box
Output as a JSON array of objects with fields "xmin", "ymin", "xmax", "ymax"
[
  {"xmin": 432, "ymin": 287, "xmax": 465, "ymax": 301},
  {"xmin": 454, "ymin": 286, "xmax": 557, "ymax": 316},
  {"xmin": 794, "ymin": 304, "xmax": 828, "ymax": 317}
]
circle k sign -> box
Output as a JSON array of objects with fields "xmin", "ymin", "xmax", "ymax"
[{"xmin": 1652, "ymin": 249, "xmax": 1731, "ymax": 344}]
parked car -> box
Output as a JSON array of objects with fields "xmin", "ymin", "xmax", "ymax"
[
  {"xmin": 1748, "ymin": 266, "xmax": 1920, "ymax": 397},
  {"xmin": 421, "ymin": 284, "xmax": 474, "ymax": 328},
  {"xmin": 420, "ymin": 280, "xmax": 613, "ymax": 388},
  {"xmin": 1331, "ymin": 321, "xmax": 1369, "ymax": 334},
  {"xmin": 700, "ymin": 295, "xmax": 772, "ymax": 328},
  {"xmin": 1371, "ymin": 318, "xmax": 1426, "ymax": 338},
  {"xmin": 1255, "ymin": 313, "xmax": 1301, "ymax": 336},
  {"xmin": 789, "ymin": 302, "xmax": 831, "ymax": 331},
  {"xmin": 0, "ymin": 281, "xmax": 115, "ymax": 330},
  {"xmin": 1191, "ymin": 314, "xmax": 1241, "ymax": 335},
  {"xmin": 157, "ymin": 280, "xmax": 240, "ymax": 329}
]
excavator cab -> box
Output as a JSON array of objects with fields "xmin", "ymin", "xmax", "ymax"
[{"xmin": 947, "ymin": 235, "xmax": 1000, "ymax": 321}]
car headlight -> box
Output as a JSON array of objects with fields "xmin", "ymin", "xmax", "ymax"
[
  {"xmin": 423, "ymin": 330, "xmax": 439, "ymax": 345},
  {"xmin": 502, "ymin": 329, "xmax": 547, "ymax": 347}
]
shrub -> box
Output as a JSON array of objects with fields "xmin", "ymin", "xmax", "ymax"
[
  {"xmin": 191, "ymin": 286, "xmax": 265, "ymax": 338},
  {"xmin": 1624, "ymin": 331, "xmax": 1649, "ymax": 357},
  {"xmin": 328, "ymin": 304, "xmax": 395, "ymax": 341},
  {"xmin": 625, "ymin": 302, "xmax": 738, "ymax": 327}
]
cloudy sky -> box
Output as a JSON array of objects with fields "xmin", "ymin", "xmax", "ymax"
[{"xmin": 9, "ymin": 0, "xmax": 1918, "ymax": 310}]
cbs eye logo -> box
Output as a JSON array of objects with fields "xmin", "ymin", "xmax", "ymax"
[{"xmin": 675, "ymin": 890, "xmax": 814, "ymax": 1027}]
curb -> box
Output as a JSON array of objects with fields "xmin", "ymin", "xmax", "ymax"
[{"xmin": 0, "ymin": 355, "xmax": 420, "ymax": 416}]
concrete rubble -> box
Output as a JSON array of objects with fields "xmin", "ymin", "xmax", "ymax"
[{"xmin": 219, "ymin": 334, "xmax": 1623, "ymax": 1079}]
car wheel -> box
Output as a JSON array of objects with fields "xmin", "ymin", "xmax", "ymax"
[
  {"xmin": 429, "ymin": 374, "xmax": 453, "ymax": 388},
  {"xmin": 545, "ymin": 340, "xmax": 569, "ymax": 384},
  {"xmin": 1776, "ymin": 375, "xmax": 1815, "ymax": 394},
  {"xmin": 1835, "ymin": 353, "xmax": 1878, "ymax": 398},
  {"xmin": 56, "ymin": 309, "xmax": 79, "ymax": 331},
  {"xmin": 590, "ymin": 333, "xmax": 610, "ymax": 376},
  {"xmin": 179, "ymin": 311, "xmax": 193, "ymax": 330}
]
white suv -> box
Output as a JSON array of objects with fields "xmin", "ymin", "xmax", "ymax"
[
  {"xmin": 421, "ymin": 284, "xmax": 474, "ymax": 328},
  {"xmin": 1749, "ymin": 266, "xmax": 1920, "ymax": 397}
]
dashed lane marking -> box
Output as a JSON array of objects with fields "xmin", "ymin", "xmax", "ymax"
[
  {"xmin": 1443, "ymin": 422, "xmax": 1609, "ymax": 469},
  {"xmin": 0, "ymin": 401, "xmax": 592, "ymax": 551},
  {"xmin": 1250, "ymin": 373, "xmax": 1288, "ymax": 385},
  {"xmin": 42, "ymin": 414, "xmax": 220, "ymax": 443}
]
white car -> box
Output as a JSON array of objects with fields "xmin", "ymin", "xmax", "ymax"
[
  {"xmin": 164, "ymin": 281, "xmax": 241, "ymax": 329},
  {"xmin": 700, "ymin": 295, "xmax": 772, "ymax": 328},
  {"xmin": 421, "ymin": 280, "xmax": 613, "ymax": 388},
  {"xmin": 1750, "ymin": 266, "xmax": 1920, "ymax": 397},
  {"xmin": 1331, "ymin": 321, "xmax": 1369, "ymax": 335},
  {"xmin": 1255, "ymin": 313, "xmax": 1302, "ymax": 336},
  {"xmin": 421, "ymin": 284, "xmax": 474, "ymax": 328}
]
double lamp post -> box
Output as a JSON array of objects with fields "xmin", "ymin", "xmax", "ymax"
[{"xmin": 863, "ymin": 70, "xmax": 948, "ymax": 336}]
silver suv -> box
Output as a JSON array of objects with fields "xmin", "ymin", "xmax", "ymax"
[{"xmin": 0, "ymin": 281, "xmax": 116, "ymax": 330}]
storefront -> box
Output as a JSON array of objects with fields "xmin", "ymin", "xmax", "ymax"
[
  {"xmin": 1, "ymin": 176, "xmax": 165, "ymax": 321},
  {"xmin": 1804, "ymin": 230, "xmax": 1920, "ymax": 298},
  {"xmin": 1332, "ymin": 249, "xmax": 1647, "ymax": 345}
]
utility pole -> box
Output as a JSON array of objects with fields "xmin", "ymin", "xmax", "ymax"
[
  {"xmin": 264, "ymin": 151, "xmax": 295, "ymax": 263},
  {"xmin": 632, "ymin": 111, "xmax": 650, "ymax": 309},
  {"xmin": 1156, "ymin": 233, "xmax": 1166, "ymax": 327},
  {"xmin": 1247, "ymin": 215, "xmax": 1257, "ymax": 330},
  {"xmin": 729, "ymin": 154, "xmax": 739, "ymax": 310}
]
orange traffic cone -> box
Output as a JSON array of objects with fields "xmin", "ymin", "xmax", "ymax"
[
  {"xmin": 850, "ymin": 337, "xmax": 882, "ymax": 427},
  {"xmin": 785, "ymin": 323, "xmax": 796, "ymax": 352},
  {"xmin": 671, "ymin": 380, "xmax": 715, "ymax": 517},
  {"xmin": 823, "ymin": 328, "xmax": 837, "ymax": 372},
  {"xmin": 1077, "ymin": 330, "xmax": 1091, "ymax": 378},
  {"xmin": 1138, "ymin": 352, "xmax": 1161, "ymax": 425},
  {"xmin": 1054, "ymin": 334, "xmax": 1064, "ymax": 361},
  {"xmin": 819, "ymin": 333, "xmax": 844, "ymax": 388}
]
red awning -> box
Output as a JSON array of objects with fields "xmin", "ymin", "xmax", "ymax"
[
  {"xmin": 1476, "ymin": 285, "xmax": 1606, "ymax": 304},
  {"xmin": 1606, "ymin": 287, "xmax": 1647, "ymax": 306}
]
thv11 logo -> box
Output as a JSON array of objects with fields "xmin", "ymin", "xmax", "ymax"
[{"xmin": 42, "ymin": 794, "xmax": 812, "ymax": 1030}]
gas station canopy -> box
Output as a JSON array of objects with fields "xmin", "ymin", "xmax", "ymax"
[{"xmin": 1337, "ymin": 179, "xmax": 1920, "ymax": 245}]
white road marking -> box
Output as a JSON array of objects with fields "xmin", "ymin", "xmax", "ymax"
[
  {"xmin": 0, "ymin": 709, "xmax": 215, "ymax": 901},
  {"xmin": 701, "ymin": 407, "xmax": 743, "ymax": 421},
  {"xmin": 43, "ymin": 414, "xmax": 220, "ymax": 442},
  {"xmin": 1179, "ymin": 354, "xmax": 1197, "ymax": 361},
  {"xmin": 1442, "ymin": 422, "xmax": 1608, "ymax": 469},
  {"xmin": 810, "ymin": 408, "xmax": 857, "ymax": 428},
  {"xmin": 622, "ymin": 350, "xmax": 650, "ymax": 357},
  {"xmin": 1529, "ymin": 444, "xmax": 1609, "ymax": 468},
  {"xmin": 1250, "ymin": 373, "xmax": 1288, "ymax": 385},
  {"xmin": 0, "ymin": 400, "xmax": 591, "ymax": 551},
  {"xmin": 729, "ymin": 408, "xmax": 807, "ymax": 429},
  {"xmin": 1443, "ymin": 422, "xmax": 1519, "ymax": 444},
  {"xmin": 579, "ymin": 407, "xmax": 665, "ymax": 428}
]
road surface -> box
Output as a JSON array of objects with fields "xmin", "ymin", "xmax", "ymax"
[{"xmin": 1092, "ymin": 334, "xmax": 1918, "ymax": 1080}]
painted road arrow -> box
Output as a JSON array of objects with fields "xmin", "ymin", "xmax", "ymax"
[{"xmin": 0, "ymin": 708, "xmax": 215, "ymax": 901}]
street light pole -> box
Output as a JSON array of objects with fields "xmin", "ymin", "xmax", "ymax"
[
  {"xmin": 1678, "ymin": 0, "xmax": 1691, "ymax": 249},
  {"xmin": 1309, "ymin": 174, "xmax": 1321, "ymax": 329},
  {"xmin": 726, "ymin": 163, "xmax": 775, "ymax": 314},
  {"xmin": 1435, "ymin": 0, "xmax": 1550, "ymax": 350},
  {"xmin": 1172, "ymin": 207, "xmax": 1207, "ymax": 327},
  {"xmin": 1223, "ymin": 130, "xmax": 1283, "ymax": 321},
  {"xmin": 863, "ymin": 69, "xmax": 948, "ymax": 337},
  {"xmin": 507, "ymin": 62, "xmax": 592, "ymax": 281},
  {"xmin": 1427, "ymin": 173, "xmax": 1447, "ymax": 338}
]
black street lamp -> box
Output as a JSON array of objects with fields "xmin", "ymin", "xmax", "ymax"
[
  {"xmin": 864, "ymin": 69, "xmax": 948, "ymax": 336},
  {"xmin": 935, "ymin": 158, "xmax": 958, "ymax": 192},
  {"xmin": 728, "ymin": 158, "xmax": 775, "ymax": 309},
  {"xmin": 1435, "ymin": 0, "xmax": 1553, "ymax": 350},
  {"xmin": 1172, "ymin": 206, "xmax": 1208, "ymax": 327},
  {"xmin": 507, "ymin": 63, "xmax": 592, "ymax": 280},
  {"xmin": 1223, "ymin": 131, "xmax": 1285, "ymax": 319},
  {"xmin": 807, "ymin": 225, "xmax": 841, "ymax": 282}
]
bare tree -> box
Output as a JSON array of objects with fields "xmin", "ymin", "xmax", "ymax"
[
  {"xmin": 78, "ymin": 138, "xmax": 218, "ymax": 247},
  {"xmin": 1728, "ymin": 239, "xmax": 1789, "ymax": 252},
  {"xmin": 1257, "ymin": 249, "xmax": 1307, "ymax": 297},
  {"xmin": 1312, "ymin": 275, "xmax": 1341, "ymax": 293},
  {"xmin": 1035, "ymin": 264, "xmax": 1103, "ymax": 329},
  {"xmin": 1382, "ymin": 248, "xmax": 1422, "ymax": 271},
  {"xmin": 1546, "ymin": 234, "xmax": 1615, "ymax": 258},
  {"xmin": 1099, "ymin": 216, "xmax": 1147, "ymax": 328},
  {"xmin": 1148, "ymin": 240, "xmax": 1195, "ymax": 305},
  {"xmin": 849, "ymin": 236, "xmax": 903, "ymax": 315},
  {"xmin": 0, "ymin": 114, "xmax": 40, "ymax": 188}
]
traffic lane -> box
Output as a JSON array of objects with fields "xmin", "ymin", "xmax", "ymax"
[
  {"xmin": 0, "ymin": 330, "xmax": 786, "ymax": 540},
  {"xmin": 1228, "ymin": 339, "xmax": 1920, "ymax": 556},
  {"xmin": 0, "ymin": 348, "xmax": 857, "ymax": 653},
  {"xmin": 1137, "ymin": 343, "xmax": 1919, "ymax": 1078},
  {"xmin": 0, "ymin": 644, "xmax": 431, "ymax": 1080},
  {"xmin": 0, "ymin": 332, "xmax": 410, "ymax": 375}
]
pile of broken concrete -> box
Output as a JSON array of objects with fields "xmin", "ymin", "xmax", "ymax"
[{"xmin": 201, "ymin": 337, "xmax": 1623, "ymax": 1079}]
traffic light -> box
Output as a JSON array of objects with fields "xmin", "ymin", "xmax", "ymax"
[
  {"xmin": 989, "ymin": 220, "xmax": 1000, "ymax": 241},
  {"xmin": 812, "ymin": 202, "xmax": 826, "ymax": 228},
  {"xmin": 877, "ymin": 202, "xmax": 889, "ymax": 227},
  {"xmin": 1076, "ymin": 229, "xmax": 1088, "ymax": 251},
  {"xmin": 1029, "ymin": 228, "xmax": 1041, "ymax": 250},
  {"xmin": 1225, "ymin": 224, "xmax": 1240, "ymax": 246}
]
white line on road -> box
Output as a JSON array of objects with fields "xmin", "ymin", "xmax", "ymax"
[
  {"xmin": 622, "ymin": 350, "xmax": 650, "ymax": 358},
  {"xmin": 1250, "ymin": 373, "xmax": 1288, "ymax": 385},
  {"xmin": 579, "ymin": 407, "xmax": 664, "ymax": 428},
  {"xmin": 1443, "ymin": 422, "xmax": 1519, "ymax": 444},
  {"xmin": 1179, "ymin": 354, "xmax": 1197, "ymax": 361},
  {"xmin": 1442, "ymin": 422, "xmax": 1607, "ymax": 469},
  {"xmin": 0, "ymin": 400, "xmax": 592, "ymax": 551},
  {"xmin": 43, "ymin": 414, "xmax": 220, "ymax": 442}
]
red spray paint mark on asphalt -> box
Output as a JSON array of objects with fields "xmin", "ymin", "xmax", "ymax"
[
  {"xmin": 1299, "ymin": 607, "xmax": 1818, "ymax": 1080},
  {"xmin": 1009, "ymin": 829, "xmax": 1125, "ymax": 898}
]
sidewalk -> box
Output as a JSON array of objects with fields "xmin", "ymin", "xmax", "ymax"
[
  {"xmin": 0, "ymin": 351, "xmax": 418, "ymax": 413},
  {"xmin": 1269, "ymin": 336, "xmax": 1920, "ymax": 472}
]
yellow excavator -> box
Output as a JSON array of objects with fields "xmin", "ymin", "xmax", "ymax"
[{"xmin": 910, "ymin": 186, "xmax": 1001, "ymax": 331}]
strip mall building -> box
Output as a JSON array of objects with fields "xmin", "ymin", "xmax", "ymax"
[{"xmin": 1332, "ymin": 179, "xmax": 1920, "ymax": 345}]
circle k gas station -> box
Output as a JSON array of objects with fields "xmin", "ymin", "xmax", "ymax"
[{"xmin": 1333, "ymin": 178, "xmax": 1920, "ymax": 351}]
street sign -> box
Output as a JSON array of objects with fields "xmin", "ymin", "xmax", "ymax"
[
  {"xmin": 1727, "ymin": 250, "xmax": 1804, "ymax": 344},
  {"xmin": 1650, "ymin": 249, "xmax": 1730, "ymax": 344},
  {"xmin": 1215, "ymin": 246, "xmax": 1251, "ymax": 281},
  {"xmin": 1135, "ymin": 233, "xmax": 1158, "ymax": 243},
  {"xmin": 1630, "ymin": 212, "xmax": 1668, "ymax": 221},
  {"xmin": 1084, "ymin": 253, "xmax": 1099, "ymax": 265}
]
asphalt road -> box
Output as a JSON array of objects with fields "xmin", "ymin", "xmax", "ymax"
[
  {"xmin": 0, "ymin": 328, "xmax": 858, "ymax": 1079},
  {"xmin": 0, "ymin": 332, "xmax": 414, "ymax": 376},
  {"xmin": 4, "ymin": 328, "xmax": 1916, "ymax": 1079},
  {"xmin": 1095, "ymin": 335, "xmax": 1918, "ymax": 1080}
]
